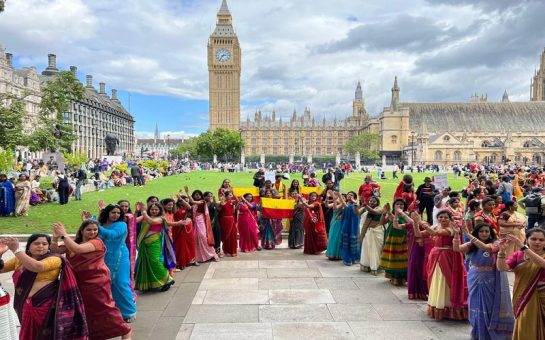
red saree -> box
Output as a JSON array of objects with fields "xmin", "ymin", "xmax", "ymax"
[
  {"xmin": 303, "ymin": 202, "xmax": 328, "ymax": 254},
  {"xmin": 220, "ymin": 201, "xmax": 238, "ymax": 256},
  {"xmin": 68, "ymin": 239, "xmax": 131, "ymax": 340},
  {"xmin": 13, "ymin": 255, "xmax": 88, "ymax": 340},
  {"xmin": 173, "ymin": 207, "xmax": 197, "ymax": 268}
]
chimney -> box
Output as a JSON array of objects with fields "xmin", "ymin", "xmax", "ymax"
[
  {"xmin": 5, "ymin": 53, "xmax": 12, "ymax": 68},
  {"xmin": 70, "ymin": 66, "xmax": 77, "ymax": 77},
  {"xmin": 86, "ymin": 75, "xmax": 93, "ymax": 88},
  {"xmin": 99, "ymin": 82, "xmax": 106, "ymax": 94},
  {"xmin": 42, "ymin": 53, "xmax": 59, "ymax": 75},
  {"xmin": 111, "ymin": 89, "xmax": 118, "ymax": 100}
]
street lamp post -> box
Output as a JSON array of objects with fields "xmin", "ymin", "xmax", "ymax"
[
  {"xmin": 166, "ymin": 134, "xmax": 170, "ymax": 160},
  {"xmin": 410, "ymin": 130, "xmax": 416, "ymax": 166},
  {"xmin": 238, "ymin": 128, "xmax": 243, "ymax": 165}
]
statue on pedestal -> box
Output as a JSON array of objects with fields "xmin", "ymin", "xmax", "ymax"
[{"xmin": 105, "ymin": 133, "xmax": 119, "ymax": 156}]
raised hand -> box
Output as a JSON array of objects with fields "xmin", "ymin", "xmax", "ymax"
[
  {"xmin": 184, "ymin": 186, "xmax": 189, "ymax": 194},
  {"xmin": 52, "ymin": 223, "xmax": 67, "ymax": 237},
  {"xmin": 98, "ymin": 199, "xmax": 106, "ymax": 211},
  {"xmin": 135, "ymin": 201, "xmax": 145, "ymax": 212},
  {"xmin": 410, "ymin": 211, "xmax": 420, "ymax": 223},
  {"xmin": 80, "ymin": 210, "xmax": 92, "ymax": 221},
  {"xmin": 0, "ymin": 243, "xmax": 8, "ymax": 255},
  {"xmin": 498, "ymin": 238, "xmax": 511, "ymax": 251},
  {"xmin": 505, "ymin": 234, "xmax": 524, "ymax": 248},
  {"xmin": 0, "ymin": 237, "xmax": 19, "ymax": 252}
]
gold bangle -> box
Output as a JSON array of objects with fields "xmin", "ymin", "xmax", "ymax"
[{"xmin": 497, "ymin": 254, "xmax": 506, "ymax": 259}]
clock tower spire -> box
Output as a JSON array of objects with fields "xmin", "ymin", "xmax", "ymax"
[{"xmin": 208, "ymin": 0, "xmax": 241, "ymax": 131}]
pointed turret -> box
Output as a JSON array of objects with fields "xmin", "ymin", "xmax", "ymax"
[
  {"xmin": 391, "ymin": 76, "xmax": 400, "ymax": 111},
  {"xmin": 154, "ymin": 123, "xmax": 160, "ymax": 140},
  {"xmin": 355, "ymin": 81, "xmax": 362, "ymax": 101},
  {"xmin": 322, "ymin": 115, "xmax": 326, "ymax": 126},
  {"xmin": 291, "ymin": 108, "xmax": 297, "ymax": 122},
  {"xmin": 218, "ymin": 0, "xmax": 230, "ymax": 16},
  {"xmin": 502, "ymin": 89, "xmax": 510, "ymax": 102},
  {"xmin": 271, "ymin": 109, "xmax": 276, "ymax": 121}
]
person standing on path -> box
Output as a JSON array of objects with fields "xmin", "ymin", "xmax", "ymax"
[
  {"xmin": 416, "ymin": 177, "xmax": 436, "ymax": 225},
  {"xmin": 72, "ymin": 165, "xmax": 86, "ymax": 200}
]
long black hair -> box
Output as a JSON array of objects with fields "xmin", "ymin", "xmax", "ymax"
[
  {"xmin": 26, "ymin": 233, "xmax": 51, "ymax": 255},
  {"xmin": 147, "ymin": 202, "xmax": 164, "ymax": 216},
  {"xmin": 98, "ymin": 204, "xmax": 125, "ymax": 224},
  {"xmin": 75, "ymin": 220, "xmax": 99, "ymax": 244},
  {"xmin": 468, "ymin": 223, "xmax": 496, "ymax": 254}
]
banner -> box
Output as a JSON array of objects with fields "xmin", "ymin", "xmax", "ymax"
[
  {"xmin": 433, "ymin": 173, "xmax": 449, "ymax": 190},
  {"xmin": 261, "ymin": 197, "xmax": 295, "ymax": 219},
  {"xmin": 300, "ymin": 186, "xmax": 323, "ymax": 196},
  {"xmin": 232, "ymin": 187, "xmax": 260, "ymax": 198}
]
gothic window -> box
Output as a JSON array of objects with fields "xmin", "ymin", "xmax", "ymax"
[
  {"xmin": 481, "ymin": 140, "xmax": 490, "ymax": 147},
  {"xmin": 523, "ymin": 141, "xmax": 531, "ymax": 148},
  {"xmin": 434, "ymin": 151, "xmax": 443, "ymax": 161},
  {"xmin": 453, "ymin": 151, "xmax": 462, "ymax": 161},
  {"xmin": 391, "ymin": 135, "xmax": 398, "ymax": 144}
]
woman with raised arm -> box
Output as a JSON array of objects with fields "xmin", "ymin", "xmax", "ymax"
[
  {"xmin": 408, "ymin": 211, "xmax": 433, "ymax": 300},
  {"xmin": 218, "ymin": 178, "xmax": 232, "ymax": 198},
  {"xmin": 340, "ymin": 191, "xmax": 361, "ymax": 266},
  {"xmin": 498, "ymin": 200, "xmax": 527, "ymax": 258},
  {"xmin": 186, "ymin": 187, "xmax": 219, "ymax": 262},
  {"xmin": 497, "ymin": 228, "xmax": 545, "ymax": 339},
  {"xmin": 359, "ymin": 197, "xmax": 386, "ymax": 275},
  {"xmin": 452, "ymin": 223, "xmax": 513, "ymax": 340},
  {"xmin": 238, "ymin": 193, "xmax": 261, "ymax": 253},
  {"xmin": 288, "ymin": 190, "xmax": 305, "ymax": 249},
  {"xmin": 423, "ymin": 210, "xmax": 468, "ymax": 320},
  {"xmin": 325, "ymin": 191, "xmax": 345, "ymax": 260},
  {"xmin": 0, "ymin": 234, "xmax": 88, "ymax": 339},
  {"xmin": 259, "ymin": 189, "xmax": 276, "ymax": 249},
  {"xmin": 118, "ymin": 199, "xmax": 138, "ymax": 298},
  {"xmin": 173, "ymin": 195, "xmax": 198, "ymax": 269},
  {"xmin": 135, "ymin": 202, "xmax": 176, "ymax": 292},
  {"xmin": 380, "ymin": 198, "xmax": 412, "ymax": 286},
  {"xmin": 303, "ymin": 192, "xmax": 328, "ymax": 255},
  {"xmin": 51, "ymin": 221, "xmax": 132, "ymax": 339},
  {"xmin": 219, "ymin": 190, "xmax": 238, "ymax": 256},
  {"xmin": 98, "ymin": 204, "xmax": 137, "ymax": 322},
  {"xmin": 204, "ymin": 192, "xmax": 222, "ymax": 255}
]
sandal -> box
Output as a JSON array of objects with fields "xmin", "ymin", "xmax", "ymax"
[{"xmin": 124, "ymin": 316, "xmax": 136, "ymax": 323}]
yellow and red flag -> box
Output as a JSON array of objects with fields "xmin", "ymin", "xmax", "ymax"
[
  {"xmin": 261, "ymin": 198, "xmax": 295, "ymax": 219},
  {"xmin": 232, "ymin": 187, "xmax": 260, "ymax": 198},
  {"xmin": 300, "ymin": 186, "xmax": 323, "ymax": 196}
]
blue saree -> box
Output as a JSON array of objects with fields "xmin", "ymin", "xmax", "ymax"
[
  {"xmin": 0, "ymin": 181, "xmax": 15, "ymax": 216},
  {"xmin": 340, "ymin": 203, "xmax": 360, "ymax": 266}
]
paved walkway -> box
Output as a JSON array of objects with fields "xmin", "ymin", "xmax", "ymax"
[
  {"xmin": 1, "ymin": 243, "xmax": 473, "ymax": 339},
  {"xmin": 131, "ymin": 244, "xmax": 472, "ymax": 340}
]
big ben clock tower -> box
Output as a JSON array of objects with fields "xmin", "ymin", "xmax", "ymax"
[{"xmin": 208, "ymin": 0, "xmax": 241, "ymax": 131}]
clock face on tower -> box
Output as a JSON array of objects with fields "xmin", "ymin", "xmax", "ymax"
[{"xmin": 215, "ymin": 48, "xmax": 231, "ymax": 62}]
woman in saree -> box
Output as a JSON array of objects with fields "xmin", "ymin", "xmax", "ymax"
[
  {"xmin": 446, "ymin": 197, "xmax": 464, "ymax": 228},
  {"xmin": 422, "ymin": 209, "xmax": 468, "ymax": 320},
  {"xmin": 0, "ymin": 234, "xmax": 88, "ymax": 340},
  {"xmin": 380, "ymin": 198, "xmax": 412, "ymax": 286},
  {"xmin": 173, "ymin": 196, "xmax": 198, "ymax": 269},
  {"xmin": 325, "ymin": 191, "xmax": 344, "ymax": 260},
  {"xmin": 303, "ymin": 192, "xmax": 328, "ymax": 255},
  {"xmin": 98, "ymin": 204, "xmax": 137, "ymax": 322},
  {"xmin": 51, "ymin": 221, "xmax": 132, "ymax": 340},
  {"xmin": 219, "ymin": 190, "xmax": 238, "ymax": 256},
  {"xmin": 0, "ymin": 173, "xmax": 15, "ymax": 216},
  {"xmin": 497, "ymin": 228, "xmax": 545, "ymax": 340},
  {"xmin": 408, "ymin": 211, "xmax": 433, "ymax": 300},
  {"xmin": 217, "ymin": 178, "xmax": 232, "ymax": 198},
  {"xmin": 289, "ymin": 179, "xmax": 301, "ymax": 194},
  {"xmin": 321, "ymin": 180, "xmax": 336, "ymax": 234},
  {"xmin": 359, "ymin": 197, "xmax": 386, "ymax": 275},
  {"xmin": 186, "ymin": 187, "xmax": 219, "ymax": 262},
  {"xmin": 453, "ymin": 223, "xmax": 514, "ymax": 340},
  {"xmin": 14, "ymin": 173, "xmax": 31, "ymax": 216},
  {"xmin": 204, "ymin": 192, "xmax": 222, "ymax": 255},
  {"xmin": 474, "ymin": 197, "xmax": 500, "ymax": 235},
  {"xmin": 118, "ymin": 199, "xmax": 138, "ymax": 298},
  {"xmin": 288, "ymin": 190, "xmax": 305, "ymax": 249},
  {"xmin": 340, "ymin": 191, "xmax": 361, "ymax": 266},
  {"xmin": 498, "ymin": 200, "xmax": 527, "ymax": 258},
  {"xmin": 259, "ymin": 189, "xmax": 276, "ymax": 250},
  {"xmin": 135, "ymin": 202, "xmax": 176, "ymax": 292},
  {"xmin": 238, "ymin": 193, "xmax": 261, "ymax": 252}
]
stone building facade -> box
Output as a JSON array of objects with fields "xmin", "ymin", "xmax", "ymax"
[
  {"xmin": 39, "ymin": 54, "xmax": 135, "ymax": 159},
  {"xmin": 531, "ymin": 48, "xmax": 545, "ymax": 101},
  {"xmin": 0, "ymin": 46, "xmax": 42, "ymax": 159}
]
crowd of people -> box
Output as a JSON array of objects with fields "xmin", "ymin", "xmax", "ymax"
[{"xmin": 1, "ymin": 162, "xmax": 545, "ymax": 339}]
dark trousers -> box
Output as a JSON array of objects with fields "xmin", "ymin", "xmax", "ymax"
[
  {"xmin": 132, "ymin": 176, "xmax": 140, "ymax": 186},
  {"xmin": 213, "ymin": 219, "xmax": 222, "ymax": 251},
  {"xmin": 418, "ymin": 201, "xmax": 434, "ymax": 225},
  {"xmin": 58, "ymin": 185, "xmax": 70, "ymax": 205}
]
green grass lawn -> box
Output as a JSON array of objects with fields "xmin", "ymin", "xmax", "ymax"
[{"xmin": 2, "ymin": 171, "xmax": 469, "ymax": 234}]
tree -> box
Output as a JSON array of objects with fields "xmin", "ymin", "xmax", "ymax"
[
  {"xmin": 170, "ymin": 137, "xmax": 198, "ymax": 159},
  {"xmin": 0, "ymin": 93, "xmax": 29, "ymax": 150},
  {"xmin": 194, "ymin": 128, "xmax": 244, "ymax": 162},
  {"xmin": 62, "ymin": 150, "xmax": 89, "ymax": 167},
  {"xmin": 29, "ymin": 71, "xmax": 85, "ymax": 153},
  {"xmin": 344, "ymin": 132, "xmax": 381, "ymax": 162},
  {"xmin": 0, "ymin": 148, "xmax": 15, "ymax": 173}
]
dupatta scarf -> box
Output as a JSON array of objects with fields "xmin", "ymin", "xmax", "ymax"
[
  {"xmin": 13, "ymin": 255, "xmax": 88, "ymax": 340},
  {"xmin": 137, "ymin": 217, "xmax": 177, "ymax": 271},
  {"xmin": 511, "ymin": 252, "xmax": 545, "ymax": 318},
  {"xmin": 192, "ymin": 203, "xmax": 215, "ymax": 247}
]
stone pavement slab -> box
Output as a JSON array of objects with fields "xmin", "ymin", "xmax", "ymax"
[
  {"xmin": 184, "ymin": 305, "xmax": 259, "ymax": 323},
  {"xmin": 348, "ymin": 320, "xmax": 438, "ymax": 340},
  {"xmin": 269, "ymin": 289, "xmax": 335, "ymax": 304},
  {"xmin": 271, "ymin": 322, "xmax": 355, "ymax": 340},
  {"xmin": 203, "ymin": 289, "xmax": 270, "ymax": 304},
  {"xmin": 258, "ymin": 277, "xmax": 317, "ymax": 290},
  {"xmin": 189, "ymin": 323, "xmax": 273, "ymax": 340},
  {"xmin": 327, "ymin": 303, "xmax": 382, "ymax": 321},
  {"xmin": 259, "ymin": 304, "xmax": 333, "ymax": 322}
]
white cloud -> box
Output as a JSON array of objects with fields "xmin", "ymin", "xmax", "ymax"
[{"xmin": 1, "ymin": 0, "xmax": 543, "ymax": 124}]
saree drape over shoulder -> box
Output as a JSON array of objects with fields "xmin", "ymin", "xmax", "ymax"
[
  {"xmin": 12, "ymin": 255, "xmax": 88, "ymax": 340},
  {"xmin": 238, "ymin": 203, "xmax": 260, "ymax": 252},
  {"xmin": 68, "ymin": 239, "xmax": 131, "ymax": 340},
  {"xmin": 14, "ymin": 181, "xmax": 31, "ymax": 216},
  {"xmin": 194, "ymin": 203, "xmax": 219, "ymax": 261},
  {"xmin": 325, "ymin": 208, "xmax": 343, "ymax": 260},
  {"xmin": 507, "ymin": 251, "xmax": 545, "ymax": 340},
  {"xmin": 135, "ymin": 218, "xmax": 176, "ymax": 291},
  {"xmin": 340, "ymin": 203, "xmax": 360, "ymax": 266},
  {"xmin": 173, "ymin": 207, "xmax": 197, "ymax": 268},
  {"xmin": 360, "ymin": 210, "xmax": 385, "ymax": 272},
  {"xmin": 304, "ymin": 202, "xmax": 328, "ymax": 255},
  {"xmin": 99, "ymin": 221, "xmax": 137, "ymax": 319},
  {"xmin": 288, "ymin": 204, "xmax": 304, "ymax": 249}
]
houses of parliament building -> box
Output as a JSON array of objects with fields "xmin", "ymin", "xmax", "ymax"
[{"xmin": 209, "ymin": 0, "xmax": 545, "ymax": 166}]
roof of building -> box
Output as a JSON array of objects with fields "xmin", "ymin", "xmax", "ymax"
[{"xmin": 405, "ymin": 102, "xmax": 545, "ymax": 133}]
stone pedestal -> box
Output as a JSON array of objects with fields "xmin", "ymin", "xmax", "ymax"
[
  {"xmin": 103, "ymin": 155, "xmax": 123, "ymax": 165},
  {"xmin": 213, "ymin": 155, "xmax": 218, "ymax": 163},
  {"xmin": 260, "ymin": 153, "xmax": 266, "ymax": 165},
  {"xmin": 307, "ymin": 154, "xmax": 312, "ymax": 164},
  {"xmin": 289, "ymin": 154, "xmax": 294, "ymax": 164},
  {"xmin": 382, "ymin": 154, "xmax": 386, "ymax": 167},
  {"xmin": 355, "ymin": 152, "xmax": 361, "ymax": 168},
  {"xmin": 241, "ymin": 153, "xmax": 245, "ymax": 165},
  {"xmin": 336, "ymin": 153, "xmax": 341, "ymax": 166}
]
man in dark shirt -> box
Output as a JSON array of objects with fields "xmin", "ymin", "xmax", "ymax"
[
  {"xmin": 130, "ymin": 164, "xmax": 141, "ymax": 186},
  {"xmin": 72, "ymin": 165, "xmax": 86, "ymax": 200},
  {"xmin": 253, "ymin": 168, "xmax": 266, "ymax": 188},
  {"xmin": 416, "ymin": 177, "xmax": 437, "ymax": 224}
]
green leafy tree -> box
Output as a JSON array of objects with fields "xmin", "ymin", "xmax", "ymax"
[
  {"xmin": 170, "ymin": 137, "xmax": 198, "ymax": 159},
  {"xmin": 343, "ymin": 132, "xmax": 381, "ymax": 162},
  {"xmin": 0, "ymin": 148, "xmax": 15, "ymax": 173},
  {"xmin": 29, "ymin": 71, "xmax": 85, "ymax": 152},
  {"xmin": 194, "ymin": 128, "xmax": 243, "ymax": 162},
  {"xmin": 0, "ymin": 93, "xmax": 30, "ymax": 150},
  {"xmin": 62, "ymin": 150, "xmax": 89, "ymax": 167}
]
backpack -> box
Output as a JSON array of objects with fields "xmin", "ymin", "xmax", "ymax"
[{"xmin": 524, "ymin": 194, "xmax": 541, "ymax": 215}]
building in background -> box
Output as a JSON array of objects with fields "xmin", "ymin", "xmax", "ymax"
[
  {"xmin": 531, "ymin": 48, "xmax": 545, "ymax": 101},
  {"xmin": 135, "ymin": 124, "xmax": 188, "ymax": 160}
]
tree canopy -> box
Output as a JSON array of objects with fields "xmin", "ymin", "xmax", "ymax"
[
  {"xmin": 0, "ymin": 93, "xmax": 28, "ymax": 150},
  {"xmin": 171, "ymin": 128, "xmax": 243, "ymax": 161},
  {"xmin": 343, "ymin": 132, "xmax": 381, "ymax": 162}
]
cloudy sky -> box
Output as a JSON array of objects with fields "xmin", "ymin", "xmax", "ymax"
[{"xmin": 1, "ymin": 0, "xmax": 544, "ymax": 138}]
